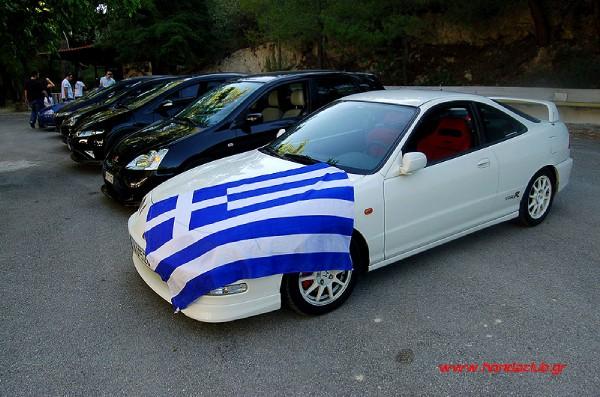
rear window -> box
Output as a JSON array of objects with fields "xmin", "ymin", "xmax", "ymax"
[{"xmin": 493, "ymin": 100, "xmax": 541, "ymax": 123}]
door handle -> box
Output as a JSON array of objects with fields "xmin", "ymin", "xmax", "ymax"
[{"xmin": 477, "ymin": 158, "xmax": 490, "ymax": 168}]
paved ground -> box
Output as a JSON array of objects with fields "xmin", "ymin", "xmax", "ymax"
[{"xmin": 1, "ymin": 113, "xmax": 599, "ymax": 396}]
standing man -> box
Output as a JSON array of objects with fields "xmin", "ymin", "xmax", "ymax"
[
  {"xmin": 99, "ymin": 70, "xmax": 116, "ymax": 88},
  {"xmin": 61, "ymin": 72, "xmax": 74, "ymax": 102},
  {"xmin": 74, "ymin": 78, "xmax": 86, "ymax": 98},
  {"xmin": 24, "ymin": 71, "xmax": 44, "ymax": 128}
]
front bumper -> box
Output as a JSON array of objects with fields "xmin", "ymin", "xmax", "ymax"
[
  {"xmin": 67, "ymin": 135, "xmax": 104, "ymax": 162},
  {"xmin": 38, "ymin": 112, "xmax": 56, "ymax": 128},
  {"xmin": 128, "ymin": 213, "xmax": 282, "ymax": 322},
  {"xmin": 102, "ymin": 164, "xmax": 171, "ymax": 205}
]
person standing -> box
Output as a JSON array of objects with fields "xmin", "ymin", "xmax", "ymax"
[
  {"xmin": 74, "ymin": 78, "xmax": 86, "ymax": 98},
  {"xmin": 23, "ymin": 71, "xmax": 44, "ymax": 128},
  {"xmin": 61, "ymin": 72, "xmax": 74, "ymax": 102},
  {"xmin": 99, "ymin": 70, "xmax": 116, "ymax": 88}
]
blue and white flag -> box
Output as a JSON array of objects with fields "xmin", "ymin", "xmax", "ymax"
[{"xmin": 143, "ymin": 162, "xmax": 355, "ymax": 310}]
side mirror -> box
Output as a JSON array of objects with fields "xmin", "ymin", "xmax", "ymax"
[
  {"xmin": 158, "ymin": 100, "xmax": 173, "ymax": 114},
  {"xmin": 276, "ymin": 128, "xmax": 285, "ymax": 138},
  {"xmin": 246, "ymin": 113, "xmax": 263, "ymax": 125},
  {"xmin": 399, "ymin": 152, "xmax": 427, "ymax": 175}
]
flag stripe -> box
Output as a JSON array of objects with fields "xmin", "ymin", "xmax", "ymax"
[
  {"xmin": 154, "ymin": 215, "xmax": 353, "ymax": 280},
  {"xmin": 147, "ymin": 198, "xmax": 354, "ymax": 267},
  {"xmin": 146, "ymin": 196, "xmax": 178, "ymax": 222},
  {"xmin": 144, "ymin": 218, "xmax": 174, "ymax": 255},
  {"xmin": 189, "ymin": 186, "xmax": 353, "ymax": 230},
  {"xmin": 226, "ymin": 165, "xmax": 342, "ymax": 195},
  {"xmin": 168, "ymin": 233, "xmax": 351, "ymax": 296},
  {"xmin": 171, "ymin": 252, "xmax": 353, "ymax": 310},
  {"xmin": 227, "ymin": 178, "xmax": 351, "ymax": 211},
  {"xmin": 227, "ymin": 171, "xmax": 347, "ymax": 203}
]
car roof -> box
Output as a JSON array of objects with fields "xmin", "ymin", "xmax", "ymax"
[
  {"xmin": 342, "ymin": 89, "xmax": 489, "ymax": 107},
  {"xmin": 239, "ymin": 70, "xmax": 373, "ymax": 84}
]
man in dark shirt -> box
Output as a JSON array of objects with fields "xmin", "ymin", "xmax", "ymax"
[{"xmin": 24, "ymin": 71, "xmax": 44, "ymax": 128}]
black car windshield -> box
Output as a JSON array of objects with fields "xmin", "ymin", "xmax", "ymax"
[
  {"xmin": 264, "ymin": 100, "xmax": 417, "ymax": 174},
  {"xmin": 176, "ymin": 81, "xmax": 262, "ymax": 127},
  {"xmin": 120, "ymin": 79, "xmax": 185, "ymax": 109}
]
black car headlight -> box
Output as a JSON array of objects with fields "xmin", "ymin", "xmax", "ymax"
[
  {"xmin": 75, "ymin": 130, "xmax": 104, "ymax": 137},
  {"xmin": 126, "ymin": 149, "xmax": 168, "ymax": 171}
]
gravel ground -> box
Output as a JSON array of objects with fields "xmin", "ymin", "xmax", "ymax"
[{"xmin": 1, "ymin": 113, "xmax": 599, "ymax": 396}]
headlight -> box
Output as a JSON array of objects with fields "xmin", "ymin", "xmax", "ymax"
[
  {"xmin": 64, "ymin": 115, "xmax": 80, "ymax": 126},
  {"xmin": 126, "ymin": 149, "xmax": 168, "ymax": 171},
  {"xmin": 76, "ymin": 130, "xmax": 104, "ymax": 137}
]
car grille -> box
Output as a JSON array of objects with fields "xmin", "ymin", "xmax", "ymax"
[{"xmin": 131, "ymin": 237, "xmax": 151, "ymax": 269}]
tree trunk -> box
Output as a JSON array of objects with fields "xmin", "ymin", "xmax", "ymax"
[{"xmin": 528, "ymin": 0, "xmax": 550, "ymax": 46}]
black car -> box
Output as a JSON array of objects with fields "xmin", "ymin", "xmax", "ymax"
[
  {"xmin": 54, "ymin": 76, "xmax": 165, "ymax": 129},
  {"xmin": 60, "ymin": 76, "xmax": 180, "ymax": 142},
  {"xmin": 102, "ymin": 70, "xmax": 383, "ymax": 204},
  {"xmin": 67, "ymin": 73, "xmax": 244, "ymax": 163}
]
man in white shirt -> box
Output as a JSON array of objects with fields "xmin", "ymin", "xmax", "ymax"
[
  {"xmin": 74, "ymin": 79, "xmax": 86, "ymax": 98},
  {"xmin": 61, "ymin": 72, "xmax": 74, "ymax": 101},
  {"xmin": 99, "ymin": 71, "xmax": 116, "ymax": 88}
]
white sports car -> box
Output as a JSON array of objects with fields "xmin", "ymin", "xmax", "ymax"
[{"xmin": 128, "ymin": 89, "xmax": 573, "ymax": 322}]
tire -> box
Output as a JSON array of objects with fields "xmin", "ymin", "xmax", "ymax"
[
  {"xmin": 282, "ymin": 239, "xmax": 360, "ymax": 316},
  {"xmin": 518, "ymin": 169, "xmax": 555, "ymax": 227}
]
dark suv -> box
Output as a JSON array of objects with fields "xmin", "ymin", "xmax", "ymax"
[{"xmin": 102, "ymin": 70, "xmax": 384, "ymax": 204}]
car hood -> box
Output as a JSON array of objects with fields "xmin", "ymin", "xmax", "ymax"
[
  {"xmin": 78, "ymin": 107, "xmax": 129, "ymax": 131},
  {"xmin": 112, "ymin": 119, "xmax": 200, "ymax": 162},
  {"xmin": 149, "ymin": 149, "xmax": 363, "ymax": 204}
]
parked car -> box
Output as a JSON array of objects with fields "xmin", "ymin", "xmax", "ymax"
[
  {"xmin": 103, "ymin": 70, "xmax": 384, "ymax": 204},
  {"xmin": 67, "ymin": 73, "xmax": 244, "ymax": 163},
  {"xmin": 60, "ymin": 76, "xmax": 179, "ymax": 142},
  {"xmin": 54, "ymin": 76, "xmax": 164, "ymax": 129},
  {"xmin": 127, "ymin": 89, "xmax": 573, "ymax": 322},
  {"xmin": 38, "ymin": 102, "xmax": 67, "ymax": 129}
]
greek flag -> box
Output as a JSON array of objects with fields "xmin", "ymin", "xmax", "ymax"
[{"xmin": 143, "ymin": 162, "xmax": 354, "ymax": 311}]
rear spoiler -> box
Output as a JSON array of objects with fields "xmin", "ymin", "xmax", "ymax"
[{"xmin": 490, "ymin": 97, "xmax": 561, "ymax": 123}]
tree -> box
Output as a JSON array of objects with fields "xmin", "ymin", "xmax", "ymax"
[
  {"xmin": 99, "ymin": 0, "xmax": 214, "ymax": 73},
  {"xmin": 0, "ymin": 0, "xmax": 141, "ymax": 104}
]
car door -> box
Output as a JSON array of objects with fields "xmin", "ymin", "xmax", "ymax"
[
  {"xmin": 473, "ymin": 102, "xmax": 544, "ymax": 218},
  {"xmin": 383, "ymin": 101, "xmax": 499, "ymax": 259},
  {"xmin": 232, "ymin": 80, "xmax": 310, "ymax": 153}
]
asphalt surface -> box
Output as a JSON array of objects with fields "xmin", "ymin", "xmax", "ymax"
[{"xmin": 1, "ymin": 113, "xmax": 599, "ymax": 396}]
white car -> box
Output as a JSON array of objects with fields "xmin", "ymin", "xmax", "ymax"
[{"xmin": 128, "ymin": 89, "xmax": 573, "ymax": 322}]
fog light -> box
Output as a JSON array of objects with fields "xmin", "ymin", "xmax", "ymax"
[
  {"xmin": 207, "ymin": 283, "xmax": 248, "ymax": 296},
  {"xmin": 84, "ymin": 150, "xmax": 95, "ymax": 159}
]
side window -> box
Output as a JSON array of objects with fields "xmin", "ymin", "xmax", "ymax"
[
  {"xmin": 178, "ymin": 83, "xmax": 200, "ymax": 99},
  {"xmin": 314, "ymin": 77, "xmax": 358, "ymax": 109},
  {"xmin": 477, "ymin": 103, "xmax": 527, "ymax": 144},
  {"xmin": 404, "ymin": 103, "xmax": 479, "ymax": 164},
  {"xmin": 249, "ymin": 82, "xmax": 307, "ymax": 123}
]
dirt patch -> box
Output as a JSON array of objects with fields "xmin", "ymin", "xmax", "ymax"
[{"xmin": 567, "ymin": 124, "xmax": 600, "ymax": 140}]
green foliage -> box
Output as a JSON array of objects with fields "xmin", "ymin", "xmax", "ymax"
[
  {"xmin": 0, "ymin": 0, "xmax": 141, "ymax": 103},
  {"xmin": 99, "ymin": 0, "xmax": 213, "ymax": 72}
]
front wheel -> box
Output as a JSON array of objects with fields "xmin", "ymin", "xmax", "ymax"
[
  {"xmin": 282, "ymin": 241, "xmax": 360, "ymax": 315},
  {"xmin": 518, "ymin": 170, "xmax": 555, "ymax": 227}
]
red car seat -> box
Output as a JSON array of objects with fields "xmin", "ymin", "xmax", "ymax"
[
  {"xmin": 366, "ymin": 112, "xmax": 406, "ymax": 157},
  {"xmin": 417, "ymin": 117, "xmax": 472, "ymax": 162}
]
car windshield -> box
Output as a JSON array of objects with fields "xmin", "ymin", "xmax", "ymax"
[
  {"xmin": 264, "ymin": 101, "xmax": 417, "ymax": 174},
  {"xmin": 176, "ymin": 81, "xmax": 262, "ymax": 127},
  {"xmin": 119, "ymin": 79, "xmax": 185, "ymax": 109}
]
